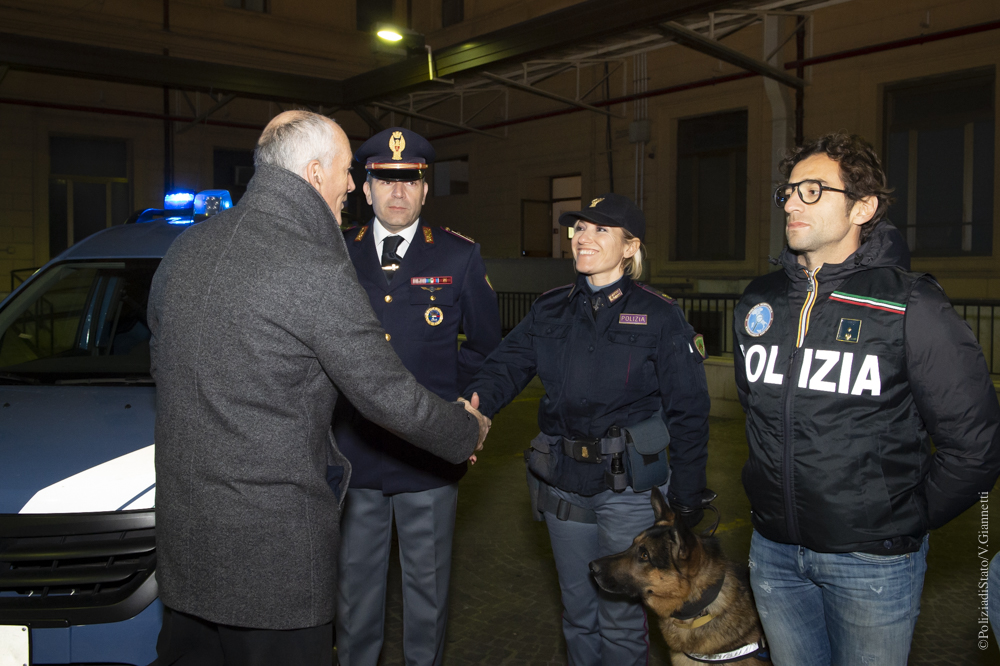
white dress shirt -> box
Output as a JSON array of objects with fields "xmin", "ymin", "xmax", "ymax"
[{"xmin": 373, "ymin": 218, "xmax": 421, "ymax": 261}]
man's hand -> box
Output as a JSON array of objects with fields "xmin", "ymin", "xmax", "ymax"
[{"xmin": 457, "ymin": 392, "xmax": 490, "ymax": 463}]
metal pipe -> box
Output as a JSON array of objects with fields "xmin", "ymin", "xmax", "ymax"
[
  {"xmin": 795, "ymin": 24, "xmax": 804, "ymax": 146},
  {"xmin": 784, "ymin": 19, "xmax": 1000, "ymax": 70},
  {"xmin": 428, "ymin": 19, "xmax": 1000, "ymax": 140},
  {"xmin": 0, "ymin": 97, "xmax": 368, "ymax": 140}
]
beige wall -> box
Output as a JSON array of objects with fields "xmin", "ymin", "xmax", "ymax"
[
  {"xmin": 425, "ymin": 0, "xmax": 1000, "ymax": 298},
  {"xmin": 1, "ymin": 0, "xmax": 999, "ymax": 302}
]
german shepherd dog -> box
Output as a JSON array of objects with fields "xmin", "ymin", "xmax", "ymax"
[{"xmin": 589, "ymin": 488, "xmax": 769, "ymax": 665}]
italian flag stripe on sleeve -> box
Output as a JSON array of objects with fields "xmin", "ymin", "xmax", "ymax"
[{"xmin": 829, "ymin": 291, "xmax": 906, "ymax": 314}]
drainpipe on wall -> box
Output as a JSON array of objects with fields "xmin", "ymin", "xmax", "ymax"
[
  {"xmin": 163, "ymin": 0, "xmax": 174, "ymax": 195},
  {"xmin": 763, "ymin": 14, "xmax": 794, "ymax": 268}
]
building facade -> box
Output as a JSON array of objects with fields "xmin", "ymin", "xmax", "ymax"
[{"xmin": 0, "ymin": 0, "xmax": 997, "ymax": 304}]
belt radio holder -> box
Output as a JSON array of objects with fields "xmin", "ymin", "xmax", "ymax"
[{"xmin": 604, "ymin": 426, "xmax": 628, "ymax": 492}]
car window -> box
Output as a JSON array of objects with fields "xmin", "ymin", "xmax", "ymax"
[{"xmin": 0, "ymin": 260, "xmax": 159, "ymax": 383}]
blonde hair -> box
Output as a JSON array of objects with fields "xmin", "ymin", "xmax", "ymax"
[{"xmin": 621, "ymin": 229, "xmax": 644, "ymax": 278}]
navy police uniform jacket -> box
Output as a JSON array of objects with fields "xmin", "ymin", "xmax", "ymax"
[
  {"xmin": 464, "ymin": 273, "xmax": 710, "ymax": 506},
  {"xmin": 334, "ymin": 221, "xmax": 501, "ymax": 493}
]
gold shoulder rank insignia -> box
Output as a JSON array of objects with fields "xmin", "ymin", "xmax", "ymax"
[
  {"xmin": 485, "ymin": 274, "xmax": 494, "ymax": 291},
  {"xmin": 637, "ymin": 282, "xmax": 675, "ymax": 303},
  {"xmin": 423, "ymin": 226, "xmax": 434, "ymax": 244},
  {"xmin": 441, "ymin": 227, "xmax": 475, "ymax": 243},
  {"xmin": 354, "ymin": 225, "xmax": 369, "ymax": 242}
]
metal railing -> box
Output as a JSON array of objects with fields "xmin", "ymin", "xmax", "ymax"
[
  {"xmin": 675, "ymin": 293, "xmax": 740, "ymax": 357},
  {"xmin": 497, "ymin": 292, "xmax": 540, "ymax": 335},
  {"xmin": 952, "ymin": 300, "xmax": 1000, "ymax": 375},
  {"xmin": 8, "ymin": 266, "xmax": 998, "ymax": 371},
  {"xmin": 496, "ymin": 291, "xmax": 1000, "ymax": 373}
]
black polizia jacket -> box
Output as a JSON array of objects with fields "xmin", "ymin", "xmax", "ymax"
[{"xmin": 735, "ymin": 221, "xmax": 1000, "ymax": 554}]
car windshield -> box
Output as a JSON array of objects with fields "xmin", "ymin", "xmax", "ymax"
[{"xmin": 0, "ymin": 260, "xmax": 159, "ymax": 384}]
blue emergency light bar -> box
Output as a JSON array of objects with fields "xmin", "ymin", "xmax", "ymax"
[
  {"xmin": 163, "ymin": 191, "xmax": 196, "ymax": 210},
  {"xmin": 129, "ymin": 189, "xmax": 233, "ymax": 224},
  {"xmin": 194, "ymin": 190, "xmax": 233, "ymax": 218}
]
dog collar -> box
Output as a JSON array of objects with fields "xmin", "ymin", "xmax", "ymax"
[
  {"xmin": 685, "ymin": 636, "xmax": 770, "ymax": 663},
  {"xmin": 671, "ymin": 573, "xmax": 725, "ymax": 622}
]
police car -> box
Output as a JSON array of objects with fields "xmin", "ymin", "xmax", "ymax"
[{"xmin": 0, "ymin": 190, "xmax": 232, "ymax": 665}]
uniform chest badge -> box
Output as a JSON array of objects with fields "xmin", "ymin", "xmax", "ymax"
[
  {"xmin": 836, "ymin": 318, "xmax": 862, "ymax": 343},
  {"xmin": 425, "ymin": 306, "xmax": 444, "ymax": 326},
  {"xmin": 745, "ymin": 303, "xmax": 773, "ymax": 337},
  {"xmin": 619, "ymin": 313, "xmax": 647, "ymax": 325},
  {"xmin": 411, "ymin": 276, "xmax": 453, "ymax": 285}
]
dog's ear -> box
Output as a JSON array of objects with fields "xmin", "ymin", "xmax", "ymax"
[
  {"xmin": 668, "ymin": 526, "xmax": 698, "ymax": 565},
  {"xmin": 650, "ymin": 487, "xmax": 676, "ymax": 526}
]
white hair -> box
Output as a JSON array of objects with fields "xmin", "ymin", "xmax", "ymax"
[{"xmin": 254, "ymin": 111, "xmax": 341, "ymax": 174}]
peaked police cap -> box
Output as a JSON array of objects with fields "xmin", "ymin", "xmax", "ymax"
[
  {"xmin": 558, "ymin": 192, "xmax": 646, "ymax": 242},
  {"xmin": 355, "ymin": 127, "xmax": 436, "ymax": 182}
]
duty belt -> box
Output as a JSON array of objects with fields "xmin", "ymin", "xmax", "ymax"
[{"xmin": 561, "ymin": 432, "xmax": 627, "ymax": 464}]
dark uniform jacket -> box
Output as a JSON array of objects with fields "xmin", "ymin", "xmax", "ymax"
[
  {"xmin": 465, "ymin": 273, "xmax": 710, "ymax": 505},
  {"xmin": 334, "ymin": 222, "xmax": 501, "ymax": 493},
  {"xmin": 735, "ymin": 221, "xmax": 1000, "ymax": 555},
  {"xmin": 148, "ymin": 165, "xmax": 479, "ymax": 630}
]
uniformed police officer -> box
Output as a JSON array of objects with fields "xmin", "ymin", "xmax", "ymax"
[
  {"xmin": 464, "ymin": 193, "xmax": 712, "ymax": 666},
  {"xmin": 333, "ymin": 127, "xmax": 502, "ymax": 666}
]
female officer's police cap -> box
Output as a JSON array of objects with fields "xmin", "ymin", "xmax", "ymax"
[
  {"xmin": 355, "ymin": 127, "xmax": 436, "ymax": 182},
  {"xmin": 558, "ymin": 193, "xmax": 646, "ymax": 242}
]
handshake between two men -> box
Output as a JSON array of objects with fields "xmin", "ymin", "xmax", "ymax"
[{"xmin": 457, "ymin": 392, "xmax": 490, "ymax": 465}]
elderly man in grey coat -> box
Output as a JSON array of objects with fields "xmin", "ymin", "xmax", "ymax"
[{"xmin": 148, "ymin": 110, "xmax": 489, "ymax": 666}]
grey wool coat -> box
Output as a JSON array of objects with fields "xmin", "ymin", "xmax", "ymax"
[{"xmin": 148, "ymin": 164, "xmax": 480, "ymax": 629}]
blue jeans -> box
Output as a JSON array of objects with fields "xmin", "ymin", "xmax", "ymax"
[
  {"xmin": 543, "ymin": 485, "xmax": 659, "ymax": 666},
  {"xmin": 748, "ymin": 530, "xmax": 928, "ymax": 666}
]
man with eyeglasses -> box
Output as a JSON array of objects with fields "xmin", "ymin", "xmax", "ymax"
[{"xmin": 732, "ymin": 132, "xmax": 1000, "ymax": 665}]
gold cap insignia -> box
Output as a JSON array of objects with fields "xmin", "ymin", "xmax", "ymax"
[
  {"xmin": 589, "ymin": 197, "xmax": 604, "ymax": 208},
  {"xmin": 389, "ymin": 131, "xmax": 406, "ymax": 161}
]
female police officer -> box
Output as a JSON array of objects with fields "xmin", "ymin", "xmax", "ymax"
[{"xmin": 464, "ymin": 193, "xmax": 711, "ymax": 665}]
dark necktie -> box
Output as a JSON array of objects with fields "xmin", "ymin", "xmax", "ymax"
[{"xmin": 381, "ymin": 235, "xmax": 403, "ymax": 283}]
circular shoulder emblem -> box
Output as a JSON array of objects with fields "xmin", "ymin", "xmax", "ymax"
[
  {"xmin": 744, "ymin": 303, "xmax": 773, "ymax": 337},
  {"xmin": 425, "ymin": 306, "xmax": 444, "ymax": 326}
]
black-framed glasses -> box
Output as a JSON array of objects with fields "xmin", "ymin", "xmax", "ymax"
[{"xmin": 774, "ymin": 180, "xmax": 849, "ymax": 208}]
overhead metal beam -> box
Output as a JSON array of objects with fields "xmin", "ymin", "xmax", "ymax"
[
  {"xmin": 342, "ymin": 0, "xmax": 740, "ymax": 102},
  {"xmin": 481, "ymin": 72, "xmax": 622, "ymax": 118},
  {"xmin": 0, "ymin": 32, "xmax": 344, "ymax": 105},
  {"xmin": 657, "ymin": 21, "xmax": 805, "ymax": 90},
  {"xmin": 370, "ymin": 102, "xmax": 503, "ymax": 139},
  {"xmin": 352, "ymin": 105, "xmax": 385, "ymax": 133},
  {"xmin": 176, "ymin": 94, "xmax": 237, "ymax": 134}
]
